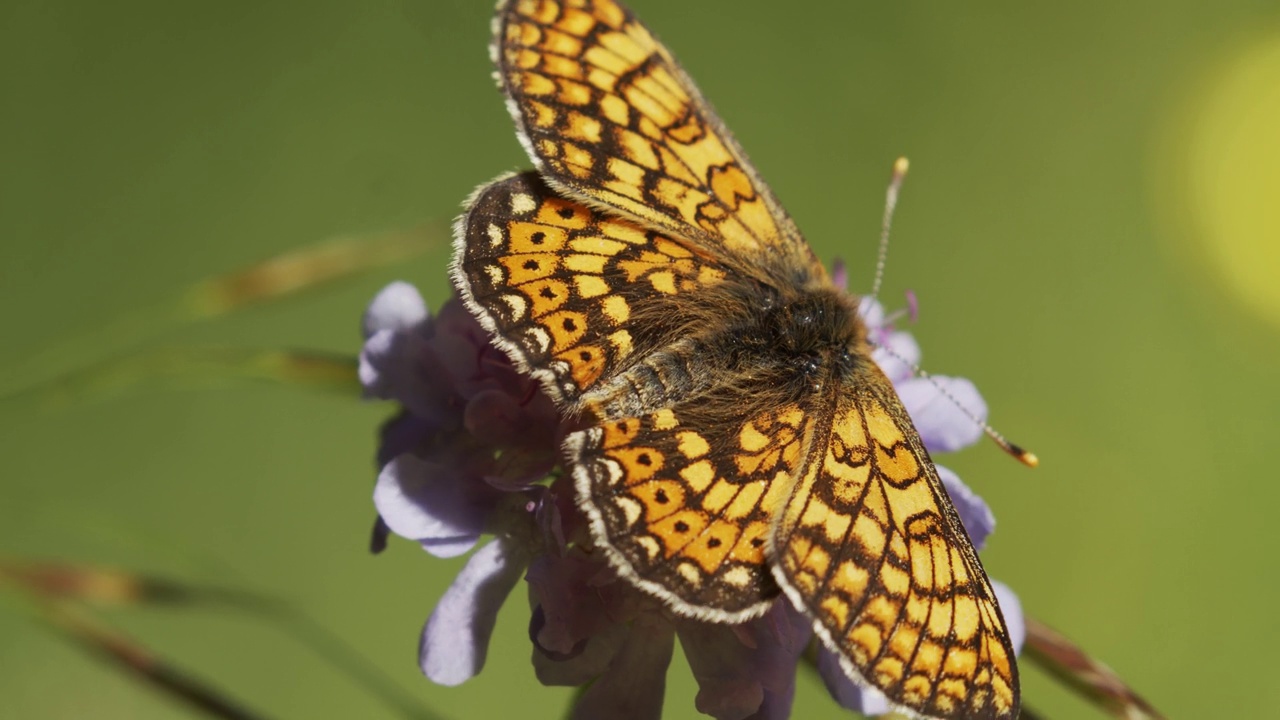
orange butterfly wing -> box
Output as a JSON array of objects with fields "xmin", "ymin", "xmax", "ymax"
[
  {"xmin": 493, "ymin": 0, "xmax": 820, "ymax": 276},
  {"xmin": 772, "ymin": 369, "xmax": 1019, "ymax": 719},
  {"xmin": 456, "ymin": 2, "xmax": 1024, "ymax": 718},
  {"xmin": 568, "ymin": 400, "xmax": 811, "ymax": 621},
  {"xmin": 453, "ymin": 171, "xmax": 733, "ymax": 408}
]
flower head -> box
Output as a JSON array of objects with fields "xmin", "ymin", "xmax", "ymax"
[
  {"xmin": 361, "ymin": 281, "xmax": 561, "ymax": 683},
  {"xmin": 362, "ymin": 281, "xmax": 1023, "ymax": 717}
]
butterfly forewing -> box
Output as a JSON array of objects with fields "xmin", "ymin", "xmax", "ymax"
[
  {"xmin": 771, "ymin": 369, "xmax": 1019, "ymax": 719},
  {"xmin": 493, "ymin": 0, "xmax": 821, "ymax": 275},
  {"xmin": 454, "ymin": 1, "xmax": 1022, "ymax": 718}
]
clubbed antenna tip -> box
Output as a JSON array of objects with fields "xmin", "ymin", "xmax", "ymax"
[
  {"xmin": 876, "ymin": 343, "xmax": 1040, "ymax": 470},
  {"xmin": 996, "ymin": 438, "xmax": 1039, "ymax": 468},
  {"xmin": 892, "ymin": 156, "xmax": 910, "ymax": 179}
]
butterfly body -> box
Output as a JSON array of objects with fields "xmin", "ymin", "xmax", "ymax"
[
  {"xmin": 587, "ymin": 283, "xmax": 864, "ymax": 410},
  {"xmin": 452, "ymin": 1, "xmax": 1019, "ymax": 717}
]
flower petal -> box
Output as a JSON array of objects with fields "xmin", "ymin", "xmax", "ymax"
[
  {"xmin": 569, "ymin": 614, "xmax": 675, "ymax": 720},
  {"xmin": 362, "ymin": 281, "xmax": 428, "ymax": 339},
  {"xmin": 527, "ymin": 550, "xmax": 648, "ymax": 687},
  {"xmin": 530, "ymin": 609, "xmax": 629, "ymax": 686},
  {"xmin": 937, "ymin": 464, "xmax": 996, "ymax": 550},
  {"xmin": 463, "ymin": 389, "xmax": 529, "ymax": 446},
  {"xmin": 527, "ymin": 549, "xmax": 643, "ymax": 658},
  {"xmin": 992, "ymin": 580, "xmax": 1026, "ymax": 655},
  {"xmin": 831, "ymin": 259, "xmax": 849, "ymax": 291},
  {"xmin": 359, "ymin": 328, "xmax": 452, "ymax": 421},
  {"xmin": 895, "ymin": 375, "xmax": 986, "ymax": 452},
  {"xmin": 373, "ymin": 454, "xmax": 485, "ymax": 558},
  {"xmin": 369, "ymin": 515, "xmax": 389, "ymax": 554},
  {"xmin": 871, "ymin": 330, "xmax": 921, "ymax": 385},
  {"xmin": 678, "ymin": 603, "xmax": 810, "ymax": 720},
  {"xmin": 419, "ymin": 537, "xmax": 526, "ymax": 686},
  {"xmin": 376, "ymin": 411, "xmax": 432, "ymax": 469},
  {"xmin": 464, "ymin": 389, "xmax": 560, "ymax": 465},
  {"xmin": 430, "ymin": 299, "xmax": 509, "ymax": 398},
  {"xmin": 745, "ymin": 677, "xmax": 796, "ymax": 720},
  {"xmin": 857, "ymin": 297, "xmax": 923, "ymax": 384},
  {"xmin": 815, "ymin": 646, "xmax": 891, "ymax": 715},
  {"xmin": 358, "ymin": 328, "xmax": 403, "ymax": 398},
  {"xmin": 857, "ymin": 297, "xmax": 887, "ymax": 328},
  {"xmin": 534, "ymin": 490, "xmax": 567, "ymax": 558}
]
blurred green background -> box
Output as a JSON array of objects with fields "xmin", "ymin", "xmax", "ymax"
[{"xmin": 3, "ymin": 0, "xmax": 1278, "ymax": 717}]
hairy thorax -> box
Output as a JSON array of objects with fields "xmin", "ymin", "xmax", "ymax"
[
  {"xmin": 720, "ymin": 285, "xmax": 869, "ymax": 398},
  {"xmin": 582, "ymin": 283, "xmax": 869, "ymax": 421}
]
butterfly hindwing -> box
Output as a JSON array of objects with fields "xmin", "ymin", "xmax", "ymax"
[
  {"xmin": 454, "ymin": 171, "xmax": 734, "ymax": 406},
  {"xmin": 569, "ymin": 397, "xmax": 811, "ymax": 621}
]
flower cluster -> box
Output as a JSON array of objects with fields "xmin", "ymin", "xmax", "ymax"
[{"xmin": 361, "ymin": 280, "xmax": 1024, "ymax": 719}]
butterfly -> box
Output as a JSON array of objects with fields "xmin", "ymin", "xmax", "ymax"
[{"xmin": 450, "ymin": 1, "xmax": 1019, "ymax": 717}]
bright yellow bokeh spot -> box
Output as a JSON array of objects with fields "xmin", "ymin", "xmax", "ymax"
[{"xmin": 1171, "ymin": 33, "xmax": 1280, "ymax": 328}]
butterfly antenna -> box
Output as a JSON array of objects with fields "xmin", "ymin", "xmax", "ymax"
[
  {"xmin": 874, "ymin": 341, "xmax": 1040, "ymax": 468},
  {"xmin": 870, "ymin": 157, "xmax": 911, "ymax": 302}
]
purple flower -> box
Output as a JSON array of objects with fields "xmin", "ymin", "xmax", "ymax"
[
  {"xmin": 525, "ymin": 544, "xmax": 812, "ymax": 720},
  {"xmin": 363, "ymin": 281, "xmax": 1024, "ymax": 717},
  {"xmin": 362, "ymin": 282, "xmax": 560, "ymax": 683}
]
